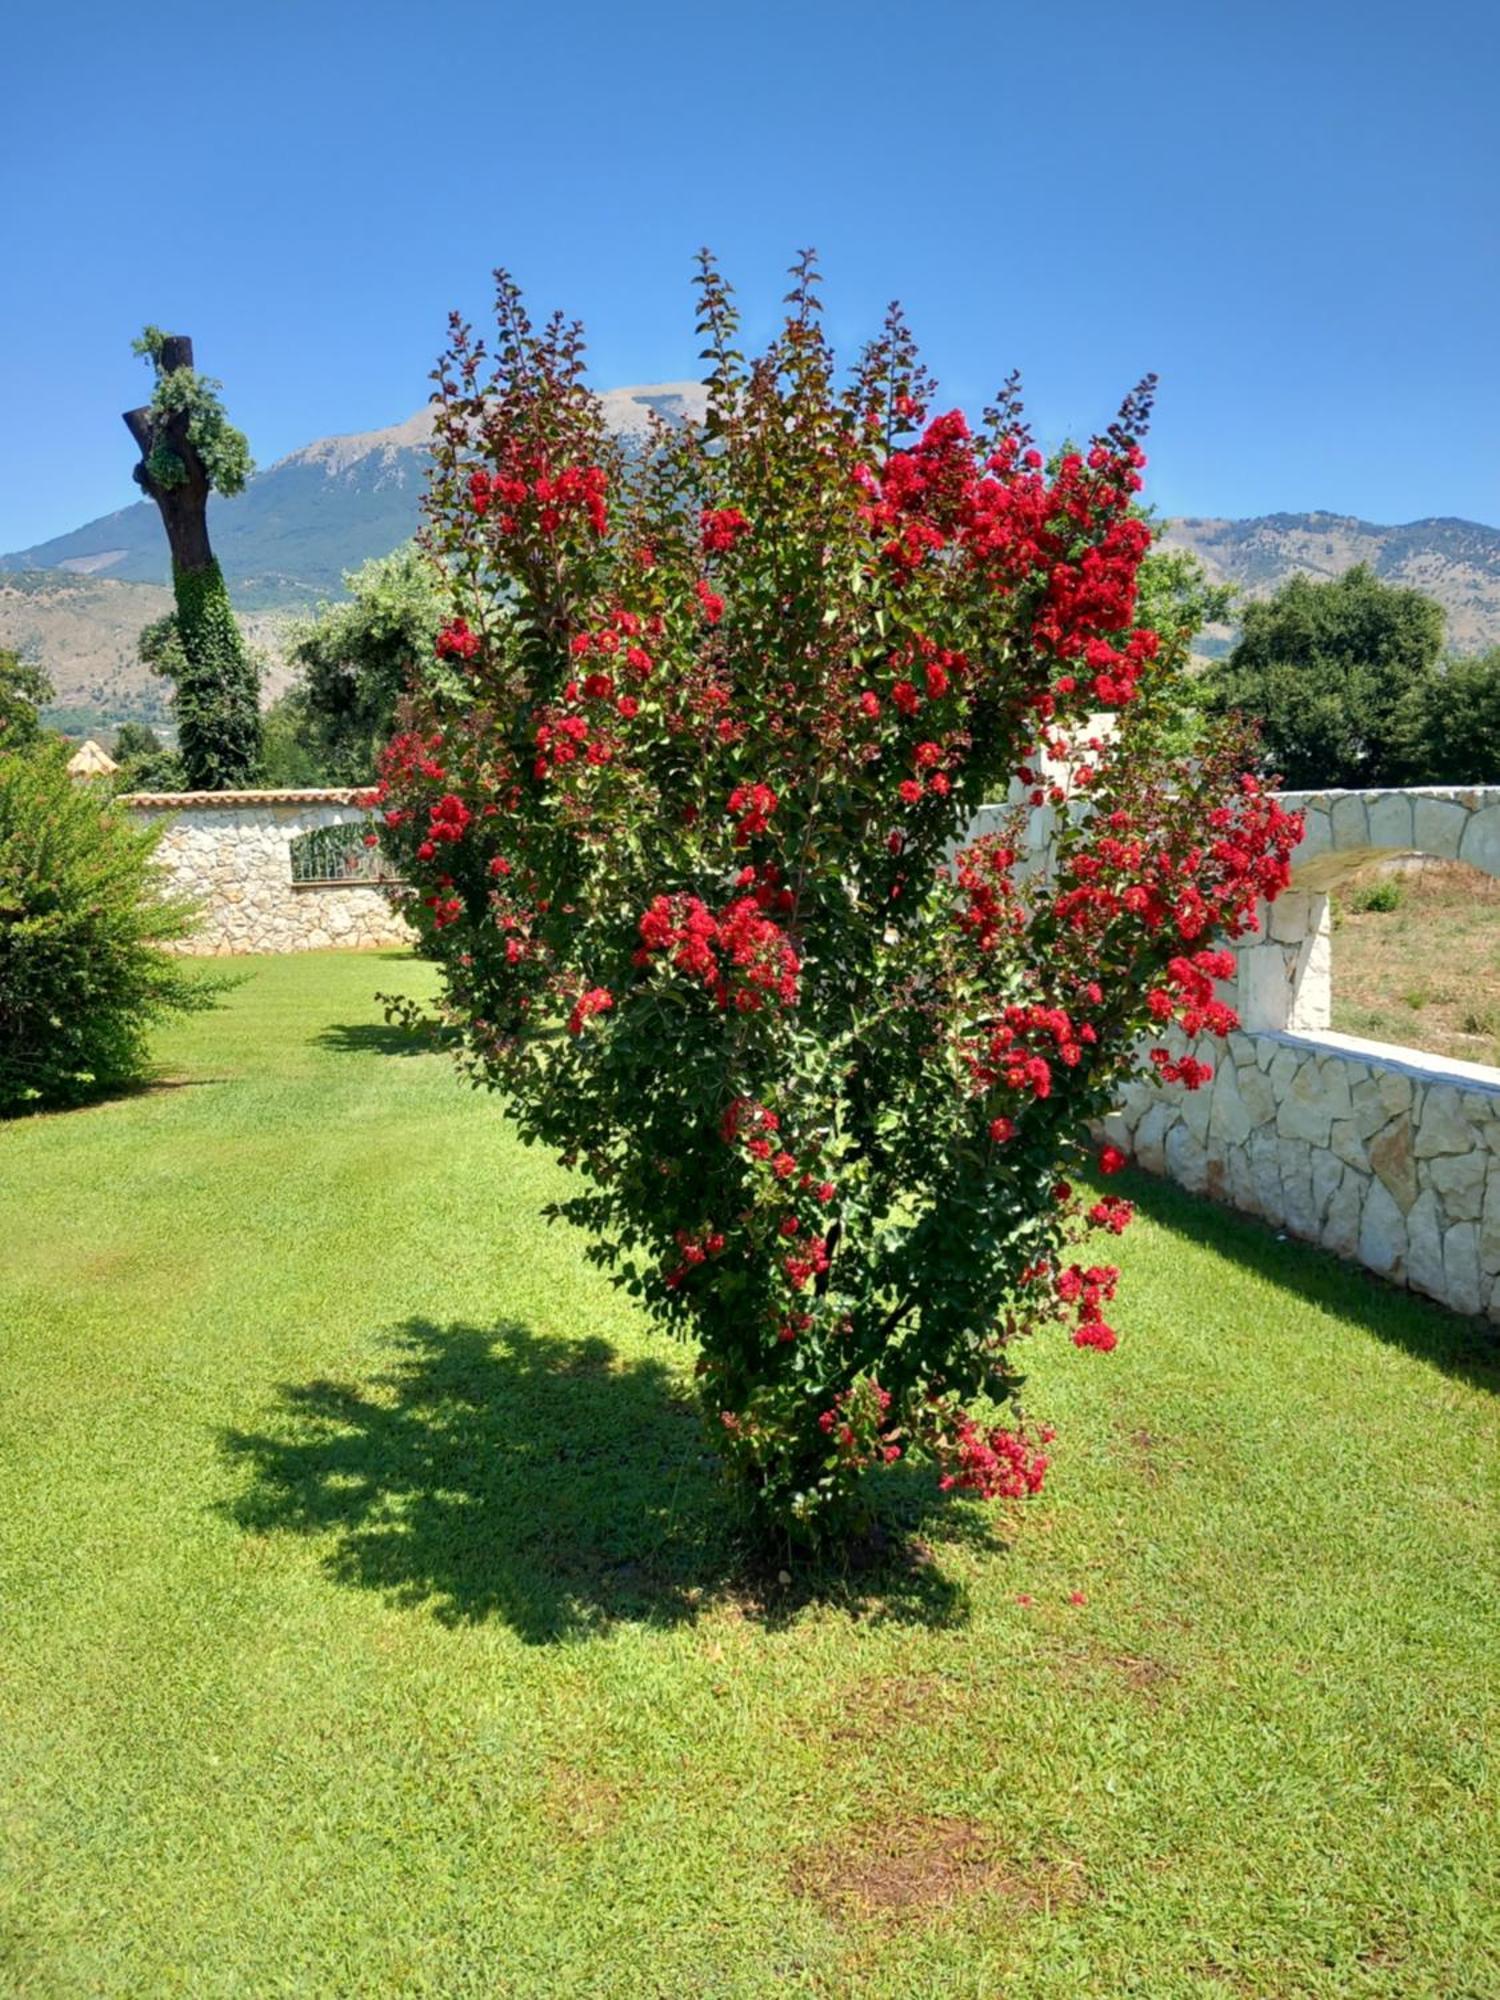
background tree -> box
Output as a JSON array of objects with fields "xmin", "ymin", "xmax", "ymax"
[
  {"xmin": 1205, "ymin": 564, "xmax": 1444, "ymax": 788},
  {"xmin": 124, "ymin": 329, "xmax": 260, "ymax": 789},
  {"xmin": 0, "ymin": 648, "xmax": 54, "ymax": 749},
  {"xmin": 1400, "ymin": 646, "xmax": 1500, "ymax": 785},
  {"xmin": 284, "ymin": 546, "xmax": 452, "ymax": 782},
  {"xmin": 109, "ymin": 721, "xmax": 185, "ymax": 794},
  {"xmin": 256, "ymin": 692, "xmax": 331, "ymax": 787},
  {"xmin": 1128, "ymin": 546, "xmax": 1235, "ymax": 757}
]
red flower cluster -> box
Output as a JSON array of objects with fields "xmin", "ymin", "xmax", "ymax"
[
  {"xmin": 664, "ymin": 1224, "xmax": 728, "ymax": 1290},
  {"xmin": 636, "ymin": 890, "xmax": 800, "ymax": 1012},
  {"xmin": 435, "ymin": 617, "xmax": 481, "ymax": 663},
  {"xmin": 566, "ymin": 986, "xmax": 614, "ymax": 1037},
  {"xmin": 818, "ymin": 1379, "xmax": 901, "ymax": 1467},
  {"xmin": 1056, "ymin": 1261, "xmax": 1120, "ymax": 1351},
  {"xmin": 965, "ymin": 1001, "xmax": 1094, "ymax": 1107},
  {"xmin": 1088, "ymin": 1195, "xmax": 1134, "ymax": 1235},
  {"xmin": 700, "ymin": 506, "xmax": 752, "ymax": 555},
  {"xmin": 937, "ymin": 1416, "xmax": 1052, "ymax": 1499},
  {"xmin": 467, "ymin": 458, "xmax": 607, "ymax": 539},
  {"xmin": 533, "ymin": 712, "xmax": 605, "ymax": 779},
  {"xmin": 727, "ymin": 782, "xmax": 778, "ymax": 843},
  {"xmin": 1145, "ymin": 950, "xmax": 1237, "ymax": 1038}
]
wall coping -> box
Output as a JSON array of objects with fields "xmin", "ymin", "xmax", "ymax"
[
  {"xmin": 120, "ymin": 787, "xmax": 379, "ymax": 809},
  {"xmin": 1279, "ymin": 785, "xmax": 1500, "ymax": 810},
  {"xmin": 1247, "ymin": 1026, "xmax": 1500, "ymax": 1095}
]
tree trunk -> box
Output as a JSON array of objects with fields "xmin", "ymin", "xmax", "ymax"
[{"xmin": 123, "ymin": 334, "xmax": 215, "ymax": 573}]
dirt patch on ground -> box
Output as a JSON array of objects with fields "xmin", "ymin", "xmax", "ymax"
[
  {"xmin": 1049, "ymin": 1641, "xmax": 1179, "ymax": 1704},
  {"xmin": 824, "ymin": 1673, "xmax": 959, "ymax": 1743},
  {"xmin": 1102, "ymin": 1651, "xmax": 1177, "ymax": 1695},
  {"xmin": 791, "ymin": 1814, "xmax": 1084, "ymax": 1922},
  {"xmin": 1334, "ymin": 858, "xmax": 1500, "ymax": 1066},
  {"xmin": 544, "ymin": 1765, "xmax": 624, "ymax": 1842}
]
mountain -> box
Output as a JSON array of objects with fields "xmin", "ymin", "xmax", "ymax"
[
  {"xmin": 1161, "ymin": 512, "xmax": 1500, "ymax": 656},
  {"xmin": 8, "ymin": 390, "xmax": 1500, "ymax": 725},
  {"xmin": 2, "ymin": 383, "xmax": 707, "ymax": 724},
  {"xmin": 0, "ymin": 569, "xmax": 295, "ymax": 729},
  {"xmin": 3, "ymin": 383, "xmax": 709, "ymax": 612}
]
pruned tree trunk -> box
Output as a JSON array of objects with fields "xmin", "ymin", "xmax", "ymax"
[
  {"xmin": 123, "ymin": 334, "xmax": 215, "ymax": 574},
  {"xmin": 123, "ymin": 333, "xmax": 260, "ymax": 790}
]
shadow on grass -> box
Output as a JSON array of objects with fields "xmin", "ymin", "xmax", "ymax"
[
  {"xmin": 221, "ymin": 1318, "xmax": 987, "ymax": 1643},
  {"xmin": 1122, "ymin": 1167, "xmax": 1500, "ymax": 1395},
  {"xmin": 313, "ymin": 1021, "xmax": 451, "ymax": 1059}
]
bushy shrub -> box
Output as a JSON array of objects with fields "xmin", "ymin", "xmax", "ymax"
[
  {"xmin": 1348, "ymin": 876, "xmax": 1403, "ymax": 915},
  {"xmin": 376, "ymin": 259, "xmax": 1301, "ymax": 1539},
  {"xmin": 0, "ymin": 741, "xmax": 214, "ymax": 1113},
  {"xmin": 110, "ymin": 720, "xmax": 185, "ymax": 794}
]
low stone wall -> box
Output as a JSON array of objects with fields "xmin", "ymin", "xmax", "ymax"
[
  {"xmin": 1109, "ymin": 786, "xmax": 1500, "ymax": 1321},
  {"xmin": 124, "ymin": 789, "xmax": 412, "ymax": 956},
  {"xmin": 1107, "ymin": 1030, "xmax": 1500, "ymax": 1321}
]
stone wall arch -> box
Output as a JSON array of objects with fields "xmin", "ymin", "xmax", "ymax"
[
  {"xmin": 1104, "ymin": 787, "xmax": 1500, "ymax": 1321},
  {"xmin": 1230, "ymin": 788, "xmax": 1500, "ymax": 1034}
]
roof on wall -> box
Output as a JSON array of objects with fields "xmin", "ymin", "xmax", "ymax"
[{"xmin": 119, "ymin": 788, "xmax": 381, "ymax": 808}]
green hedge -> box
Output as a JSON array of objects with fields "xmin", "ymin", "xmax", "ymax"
[{"xmin": 0, "ymin": 743, "xmax": 217, "ymax": 1113}]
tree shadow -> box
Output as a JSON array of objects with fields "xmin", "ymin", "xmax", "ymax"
[
  {"xmin": 220, "ymin": 1318, "xmax": 986, "ymax": 1643},
  {"xmin": 1120, "ymin": 1168, "xmax": 1500, "ymax": 1396},
  {"xmin": 313, "ymin": 1022, "xmax": 452, "ymax": 1058}
]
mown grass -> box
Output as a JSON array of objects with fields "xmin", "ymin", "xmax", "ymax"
[{"xmin": 2, "ymin": 952, "xmax": 1498, "ymax": 1998}]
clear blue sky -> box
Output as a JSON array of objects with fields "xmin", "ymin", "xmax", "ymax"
[{"xmin": 4, "ymin": 0, "xmax": 1497, "ymax": 552}]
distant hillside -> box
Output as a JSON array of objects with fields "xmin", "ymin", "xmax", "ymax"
[
  {"xmin": 10, "ymin": 392, "xmax": 1500, "ymax": 725},
  {"xmin": 2, "ymin": 384, "xmax": 708, "ymax": 612},
  {"xmin": 0, "ymin": 569, "xmax": 295, "ymax": 727},
  {"xmin": 2, "ymin": 383, "xmax": 708, "ymax": 725},
  {"xmin": 1162, "ymin": 512, "xmax": 1500, "ymax": 655}
]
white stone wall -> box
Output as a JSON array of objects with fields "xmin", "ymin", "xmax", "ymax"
[
  {"xmin": 1107, "ymin": 1029, "xmax": 1500, "ymax": 1322},
  {"xmin": 124, "ymin": 790, "xmax": 412, "ymax": 956},
  {"xmin": 1108, "ymin": 786, "xmax": 1500, "ymax": 1320}
]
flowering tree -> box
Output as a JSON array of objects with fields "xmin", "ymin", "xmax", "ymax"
[{"xmin": 376, "ymin": 257, "xmax": 1300, "ymax": 1539}]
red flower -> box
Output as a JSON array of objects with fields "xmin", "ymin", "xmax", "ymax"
[
  {"xmin": 700, "ymin": 507, "xmax": 752, "ymax": 555},
  {"xmin": 566, "ymin": 987, "xmax": 614, "ymax": 1036},
  {"xmin": 435, "ymin": 618, "xmax": 480, "ymax": 663}
]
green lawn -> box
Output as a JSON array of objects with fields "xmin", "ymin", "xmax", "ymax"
[{"xmin": 3, "ymin": 953, "xmax": 1498, "ymax": 1998}]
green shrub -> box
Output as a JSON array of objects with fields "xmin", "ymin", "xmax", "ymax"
[
  {"xmin": 1349, "ymin": 877, "xmax": 1403, "ymax": 914},
  {"xmin": 0, "ymin": 742, "xmax": 217, "ymax": 1113}
]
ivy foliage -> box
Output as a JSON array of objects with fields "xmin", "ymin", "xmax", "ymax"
[
  {"xmin": 132, "ymin": 327, "xmax": 254, "ymax": 497},
  {"xmin": 139, "ymin": 566, "xmax": 262, "ymax": 790}
]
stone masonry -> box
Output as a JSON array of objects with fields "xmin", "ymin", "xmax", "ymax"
[
  {"xmin": 123, "ymin": 789, "xmax": 412, "ymax": 955},
  {"xmin": 1110, "ymin": 787, "xmax": 1500, "ymax": 1322}
]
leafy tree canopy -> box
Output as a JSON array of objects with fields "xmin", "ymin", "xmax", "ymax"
[
  {"xmin": 1401, "ymin": 646, "xmax": 1500, "ymax": 786},
  {"xmin": 0, "ymin": 648, "xmax": 54, "ymax": 749},
  {"xmin": 285, "ymin": 545, "xmax": 456, "ymax": 783},
  {"xmin": 110, "ymin": 721, "xmax": 185, "ymax": 794},
  {"xmin": 1205, "ymin": 564, "xmax": 1444, "ymax": 790}
]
